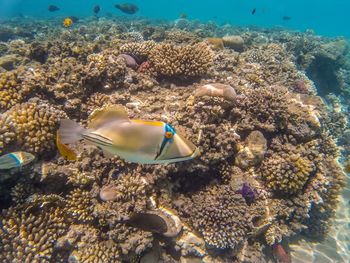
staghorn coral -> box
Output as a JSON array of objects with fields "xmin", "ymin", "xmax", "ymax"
[
  {"xmin": 0, "ymin": 206, "xmax": 67, "ymax": 263},
  {"xmin": 149, "ymin": 42, "xmax": 214, "ymax": 78},
  {"xmin": 6, "ymin": 100, "xmax": 67, "ymax": 155}
]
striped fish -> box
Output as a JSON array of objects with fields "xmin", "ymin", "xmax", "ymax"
[
  {"xmin": 58, "ymin": 105, "xmax": 199, "ymax": 164},
  {"xmin": 0, "ymin": 152, "xmax": 35, "ymax": 170}
]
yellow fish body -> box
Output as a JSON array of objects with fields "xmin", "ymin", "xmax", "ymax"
[
  {"xmin": 58, "ymin": 105, "xmax": 199, "ymax": 164},
  {"xmin": 56, "ymin": 131, "xmax": 77, "ymax": 161},
  {"xmin": 63, "ymin": 17, "xmax": 73, "ymax": 27}
]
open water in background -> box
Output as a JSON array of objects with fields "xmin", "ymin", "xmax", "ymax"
[{"xmin": 0, "ymin": 0, "xmax": 349, "ymax": 38}]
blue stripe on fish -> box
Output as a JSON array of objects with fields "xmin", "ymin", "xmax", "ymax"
[
  {"xmin": 8, "ymin": 153, "xmax": 21, "ymax": 166},
  {"xmin": 155, "ymin": 124, "xmax": 176, "ymax": 160}
]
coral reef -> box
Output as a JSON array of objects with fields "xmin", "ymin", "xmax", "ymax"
[
  {"xmin": 0, "ymin": 16, "xmax": 348, "ymax": 263},
  {"xmin": 148, "ymin": 42, "xmax": 214, "ymax": 78}
]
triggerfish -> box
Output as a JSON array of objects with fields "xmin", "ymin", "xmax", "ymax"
[
  {"xmin": 0, "ymin": 152, "xmax": 35, "ymax": 170},
  {"xmin": 58, "ymin": 105, "xmax": 199, "ymax": 164}
]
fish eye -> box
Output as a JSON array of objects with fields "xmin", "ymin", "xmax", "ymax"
[{"xmin": 165, "ymin": 131, "xmax": 173, "ymax": 139}]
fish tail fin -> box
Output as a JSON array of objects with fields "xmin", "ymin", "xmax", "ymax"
[
  {"xmin": 0, "ymin": 153, "xmax": 20, "ymax": 170},
  {"xmin": 58, "ymin": 119, "xmax": 85, "ymax": 144}
]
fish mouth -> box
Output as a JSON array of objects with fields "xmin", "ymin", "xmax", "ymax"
[{"xmin": 156, "ymin": 134, "xmax": 199, "ymax": 162}]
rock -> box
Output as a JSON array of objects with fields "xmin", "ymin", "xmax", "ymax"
[
  {"xmin": 235, "ymin": 131, "xmax": 267, "ymax": 169},
  {"xmin": 222, "ymin": 35, "xmax": 244, "ymax": 52},
  {"xmin": 0, "ymin": 54, "xmax": 21, "ymax": 70}
]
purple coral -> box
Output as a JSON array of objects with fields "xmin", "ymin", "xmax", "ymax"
[{"xmin": 236, "ymin": 183, "xmax": 256, "ymax": 205}]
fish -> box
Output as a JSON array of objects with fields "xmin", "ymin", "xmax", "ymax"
[
  {"xmin": 0, "ymin": 152, "xmax": 35, "ymax": 170},
  {"xmin": 345, "ymin": 160, "xmax": 350, "ymax": 173},
  {"xmin": 58, "ymin": 105, "xmax": 199, "ymax": 164},
  {"xmin": 179, "ymin": 13, "xmax": 187, "ymax": 19},
  {"xmin": 114, "ymin": 3, "xmax": 139, "ymax": 14},
  {"xmin": 282, "ymin": 16, "xmax": 291, "ymax": 21},
  {"xmin": 273, "ymin": 243, "xmax": 292, "ymax": 263},
  {"xmin": 251, "ymin": 8, "xmax": 256, "ymax": 15},
  {"xmin": 56, "ymin": 131, "xmax": 77, "ymax": 161},
  {"xmin": 63, "ymin": 17, "xmax": 73, "ymax": 28},
  {"xmin": 48, "ymin": 5, "xmax": 60, "ymax": 12},
  {"xmin": 68, "ymin": 16, "xmax": 79, "ymax": 23},
  {"xmin": 93, "ymin": 5, "xmax": 101, "ymax": 15},
  {"xmin": 126, "ymin": 213, "xmax": 168, "ymax": 234}
]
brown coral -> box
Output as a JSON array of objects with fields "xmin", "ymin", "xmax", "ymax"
[
  {"xmin": 0, "ymin": 112, "xmax": 16, "ymax": 154},
  {"xmin": 119, "ymin": 40, "xmax": 156, "ymax": 62},
  {"xmin": 66, "ymin": 189, "xmax": 94, "ymax": 222},
  {"xmin": 0, "ymin": 206, "xmax": 67, "ymax": 263},
  {"xmin": 0, "ymin": 71, "xmax": 31, "ymax": 112},
  {"xmin": 69, "ymin": 240, "xmax": 121, "ymax": 263},
  {"xmin": 6, "ymin": 100, "xmax": 67, "ymax": 155},
  {"xmin": 180, "ymin": 184, "xmax": 252, "ymax": 249},
  {"xmin": 149, "ymin": 42, "xmax": 214, "ymax": 78}
]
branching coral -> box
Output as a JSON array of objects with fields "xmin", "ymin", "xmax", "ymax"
[
  {"xmin": 180, "ymin": 184, "xmax": 252, "ymax": 249},
  {"xmin": 260, "ymin": 137, "xmax": 317, "ymax": 195},
  {"xmin": 0, "ymin": 112, "xmax": 16, "ymax": 154},
  {"xmin": 69, "ymin": 240, "xmax": 121, "ymax": 263},
  {"xmin": 66, "ymin": 189, "xmax": 94, "ymax": 223},
  {"xmin": 0, "ymin": 206, "xmax": 67, "ymax": 263},
  {"xmin": 0, "ymin": 71, "xmax": 31, "ymax": 112},
  {"xmin": 149, "ymin": 42, "xmax": 214, "ymax": 78},
  {"xmin": 119, "ymin": 40, "xmax": 156, "ymax": 62},
  {"xmin": 6, "ymin": 100, "xmax": 67, "ymax": 154}
]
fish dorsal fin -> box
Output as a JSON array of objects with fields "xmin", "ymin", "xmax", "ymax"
[{"xmin": 88, "ymin": 105, "xmax": 129, "ymax": 129}]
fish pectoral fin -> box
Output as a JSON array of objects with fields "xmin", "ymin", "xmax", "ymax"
[{"xmin": 88, "ymin": 105, "xmax": 129, "ymax": 129}]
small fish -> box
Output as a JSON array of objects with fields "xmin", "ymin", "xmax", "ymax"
[
  {"xmin": 179, "ymin": 13, "xmax": 187, "ymax": 19},
  {"xmin": 251, "ymin": 8, "xmax": 256, "ymax": 15},
  {"xmin": 345, "ymin": 160, "xmax": 350, "ymax": 173},
  {"xmin": 68, "ymin": 16, "xmax": 79, "ymax": 23},
  {"xmin": 58, "ymin": 105, "xmax": 199, "ymax": 164},
  {"xmin": 282, "ymin": 16, "xmax": 291, "ymax": 21},
  {"xmin": 273, "ymin": 243, "xmax": 292, "ymax": 263},
  {"xmin": 93, "ymin": 5, "xmax": 101, "ymax": 15},
  {"xmin": 114, "ymin": 3, "xmax": 139, "ymax": 14},
  {"xmin": 0, "ymin": 152, "xmax": 35, "ymax": 170},
  {"xmin": 126, "ymin": 213, "xmax": 168, "ymax": 234},
  {"xmin": 56, "ymin": 131, "xmax": 77, "ymax": 161},
  {"xmin": 63, "ymin": 17, "xmax": 73, "ymax": 28},
  {"xmin": 48, "ymin": 5, "xmax": 60, "ymax": 12}
]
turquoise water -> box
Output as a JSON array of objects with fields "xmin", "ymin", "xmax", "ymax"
[{"xmin": 0, "ymin": 0, "xmax": 349, "ymax": 38}]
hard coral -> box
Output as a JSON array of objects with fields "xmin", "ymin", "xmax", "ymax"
[
  {"xmin": 66, "ymin": 189, "xmax": 94, "ymax": 223},
  {"xmin": 0, "ymin": 206, "xmax": 66, "ymax": 263},
  {"xmin": 0, "ymin": 71, "xmax": 31, "ymax": 112},
  {"xmin": 149, "ymin": 42, "xmax": 214, "ymax": 78},
  {"xmin": 260, "ymin": 138, "xmax": 316, "ymax": 195},
  {"xmin": 0, "ymin": 113, "xmax": 16, "ymax": 154},
  {"xmin": 119, "ymin": 40, "xmax": 156, "ymax": 62},
  {"xmin": 69, "ymin": 240, "xmax": 121, "ymax": 263},
  {"xmin": 6, "ymin": 100, "xmax": 67, "ymax": 155},
  {"xmin": 183, "ymin": 184, "xmax": 252, "ymax": 249}
]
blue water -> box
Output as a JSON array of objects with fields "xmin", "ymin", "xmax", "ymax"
[{"xmin": 0, "ymin": 0, "xmax": 349, "ymax": 38}]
